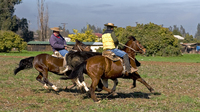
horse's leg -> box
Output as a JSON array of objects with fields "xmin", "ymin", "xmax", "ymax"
[
  {"xmin": 36, "ymin": 72, "xmax": 48, "ymax": 89},
  {"xmin": 71, "ymin": 77, "xmax": 86, "ymax": 93},
  {"xmin": 130, "ymin": 79, "xmax": 136, "ymax": 89},
  {"xmin": 133, "ymin": 72, "xmax": 154, "ymax": 93},
  {"xmin": 96, "ymin": 78, "xmax": 118, "ymax": 93},
  {"xmin": 40, "ymin": 69, "xmax": 58, "ymax": 91},
  {"xmin": 96, "ymin": 79, "xmax": 108, "ymax": 92},
  {"xmin": 110, "ymin": 79, "xmax": 118, "ymax": 92},
  {"xmin": 79, "ymin": 73, "xmax": 89, "ymax": 92},
  {"xmin": 102, "ymin": 79, "xmax": 108, "ymax": 88},
  {"xmin": 98, "ymin": 79, "xmax": 114, "ymax": 94},
  {"xmin": 81, "ymin": 81, "xmax": 89, "ymax": 92},
  {"xmin": 90, "ymin": 78, "xmax": 101, "ymax": 102},
  {"xmin": 66, "ymin": 79, "xmax": 77, "ymax": 89}
]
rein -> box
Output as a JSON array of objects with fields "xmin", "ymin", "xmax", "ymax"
[
  {"xmin": 77, "ymin": 45, "xmax": 83, "ymax": 52},
  {"xmin": 119, "ymin": 41, "xmax": 144, "ymax": 62},
  {"xmin": 119, "ymin": 41, "xmax": 144, "ymax": 54}
]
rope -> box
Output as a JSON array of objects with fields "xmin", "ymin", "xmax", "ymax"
[
  {"xmin": 119, "ymin": 42, "xmax": 138, "ymax": 52},
  {"xmin": 119, "ymin": 42, "xmax": 138, "ymax": 62},
  {"xmin": 77, "ymin": 45, "xmax": 82, "ymax": 52}
]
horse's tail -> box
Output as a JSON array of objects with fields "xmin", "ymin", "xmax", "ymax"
[
  {"xmin": 60, "ymin": 61, "xmax": 87, "ymax": 80},
  {"xmin": 14, "ymin": 56, "xmax": 35, "ymax": 75}
]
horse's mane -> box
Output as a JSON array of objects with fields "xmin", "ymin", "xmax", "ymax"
[
  {"xmin": 121, "ymin": 36, "xmax": 136, "ymax": 50},
  {"xmin": 66, "ymin": 51, "xmax": 102, "ymax": 69}
]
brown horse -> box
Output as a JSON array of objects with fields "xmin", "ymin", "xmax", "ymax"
[
  {"xmin": 65, "ymin": 36, "xmax": 154, "ymax": 102},
  {"xmin": 14, "ymin": 40, "xmax": 92, "ymax": 91}
]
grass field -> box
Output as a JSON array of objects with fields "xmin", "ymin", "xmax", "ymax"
[{"xmin": 0, "ymin": 51, "xmax": 200, "ymax": 111}]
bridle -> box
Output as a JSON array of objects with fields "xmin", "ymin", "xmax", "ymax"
[
  {"xmin": 119, "ymin": 40, "xmax": 145, "ymax": 54},
  {"xmin": 77, "ymin": 45, "xmax": 82, "ymax": 52}
]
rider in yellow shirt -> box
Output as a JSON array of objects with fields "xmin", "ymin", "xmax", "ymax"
[{"xmin": 102, "ymin": 23, "xmax": 138, "ymax": 74}]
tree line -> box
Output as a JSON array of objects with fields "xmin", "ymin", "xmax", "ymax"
[{"xmin": 1, "ymin": 0, "xmax": 200, "ymax": 56}]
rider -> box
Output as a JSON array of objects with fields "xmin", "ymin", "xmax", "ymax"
[
  {"xmin": 102, "ymin": 23, "xmax": 138, "ymax": 75},
  {"xmin": 49, "ymin": 27, "xmax": 69, "ymax": 73}
]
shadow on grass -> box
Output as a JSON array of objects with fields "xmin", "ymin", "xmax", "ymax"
[
  {"xmin": 92, "ymin": 91, "xmax": 161, "ymax": 100},
  {"xmin": 32, "ymin": 87, "xmax": 161, "ymax": 100},
  {"xmin": 31, "ymin": 87, "xmax": 81, "ymax": 95}
]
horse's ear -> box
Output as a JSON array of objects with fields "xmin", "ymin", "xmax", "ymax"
[
  {"xmin": 75, "ymin": 39, "xmax": 80, "ymax": 43},
  {"xmin": 128, "ymin": 36, "xmax": 136, "ymax": 41}
]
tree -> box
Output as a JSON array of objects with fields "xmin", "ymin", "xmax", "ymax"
[
  {"xmin": 0, "ymin": 30, "xmax": 27, "ymax": 52},
  {"xmin": 0, "ymin": 0, "xmax": 22, "ymax": 31},
  {"xmin": 68, "ymin": 25, "xmax": 98, "ymax": 42},
  {"xmin": 37, "ymin": 0, "xmax": 49, "ymax": 41},
  {"xmin": 114, "ymin": 23, "xmax": 181, "ymax": 56},
  {"xmin": 195, "ymin": 23, "xmax": 200, "ymax": 40},
  {"xmin": 169, "ymin": 25, "xmax": 187, "ymax": 37},
  {"xmin": 81, "ymin": 24, "xmax": 102, "ymax": 33},
  {"xmin": 183, "ymin": 33, "xmax": 197, "ymax": 43},
  {"xmin": 16, "ymin": 18, "xmax": 34, "ymax": 42}
]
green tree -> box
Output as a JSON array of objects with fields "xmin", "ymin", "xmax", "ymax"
[
  {"xmin": 195, "ymin": 23, "xmax": 200, "ymax": 40},
  {"xmin": 68, "ymin": 25, "xmax": 98, "ymax": 42},
  {"xmin": 81, "ymin": 24, "xmax": 102, "ymax": 33},
  {"xmin": 0, "ymin": 30, "xmax": 27, "ymax": 52},
  {"xmin": 0, "ymin": 0, "xmax": 34, "ymax": 42},
  {"xmin": 183, "ymin": 33, "xmax": 198, "ymax": 43},
  {"xmin": 16, "ymin": 18, "xmax": 34, "ymax": 42},
  {"xmin": 114, "ymin": 23, "xmax": 181, "ymax": 56},
  {"xmin": 0, "ymin": 0, "xmax": 22, "ymax": 31}
]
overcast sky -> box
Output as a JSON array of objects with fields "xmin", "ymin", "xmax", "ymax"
[{"xmin": 14, "ymin": 0, "xmax": 200, "ymax": 36}]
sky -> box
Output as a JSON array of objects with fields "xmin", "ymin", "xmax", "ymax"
[{"xmin": 14, "ymin": 0, "xmax": 200, "ymax": 36}]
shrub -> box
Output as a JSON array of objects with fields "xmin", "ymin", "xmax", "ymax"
[
  {"xmin": 115, "ymin": 23, "xmax": 182, "ymax": 56},
  {"xmin": 0, "ymin": 30, "xmax": 27, "ymax": 52}
]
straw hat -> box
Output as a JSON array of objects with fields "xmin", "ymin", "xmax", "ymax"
[
  {"xmin": 104, "ymin": 23, "xmax": 117, "ymax": 28},
  {"xmin": 50, "ymin": 27, "xmax": 63, "ymax": 32}
]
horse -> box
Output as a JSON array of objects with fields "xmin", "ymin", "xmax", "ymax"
[
  {"xmin": 64, "ymin": 36, "xmax": 154, "ymax": 102},
  {"xmin": 14, "ymin": 39, "xmax": 92, "ymax": 91}
]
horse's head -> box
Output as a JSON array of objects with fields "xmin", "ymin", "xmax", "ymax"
[
  {"xmin": 125, "ymin": 36, "xmax": 146, "ymax": 54},
  {"xmin": 73, "ymin": 39, "xmax": 92, "ymax": 52}
]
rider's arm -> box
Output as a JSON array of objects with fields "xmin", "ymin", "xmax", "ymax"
[
  {"xmin": 49, "ymin": 35, "xmax": 65, "ymax": 50},
  {"xmin": 111, "ymin": 32, "xmax": 119, "ymax": 47}
]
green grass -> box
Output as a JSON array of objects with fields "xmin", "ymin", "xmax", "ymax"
[
  {"xmin": 1, "ymin": 51, "xmax": 200, "ymax": 111},
  {"xmin": 1, "ymin": 50, "xmax": 200, "ymax": 63},
  {"xmin": 136, "ymin": 53, "xmax": 200, "ymax": 63},
  {"xmin": 0, "ymin": 50, "xmax": 52, "ymax": 57}
]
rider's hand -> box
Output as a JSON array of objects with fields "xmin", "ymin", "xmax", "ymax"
[{"xmin": 65, "ymin": 46, "xmax": 68, "ymax": 50}]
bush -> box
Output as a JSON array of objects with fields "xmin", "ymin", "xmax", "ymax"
[
  {"xmin": 115, "ymin": 23, "xmax": 182, "ymax": 56},
  {"xmin": 68, "ymin": 25, "xmax": 98, "ymax": 42},
  {"xmin": 0, "ymin": 30, "xmax": 27, "ymax": 52}
]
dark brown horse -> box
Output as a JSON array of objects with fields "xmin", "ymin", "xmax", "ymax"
[
  {"xmin": 14, "ymin": 40, "xmax": 92, "ymax": 91},
  {"xmin": 65, "ymin": 36, "xmax": 154, "ymax": 102}
]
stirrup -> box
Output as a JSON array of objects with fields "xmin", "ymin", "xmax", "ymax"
[
  {"xmin": 59, "ymin": 66, "xmax": 70, "ymax": 74},
  {"xmin": 130, "ymin": 68, "xmax": 138, "ymax": 73}
]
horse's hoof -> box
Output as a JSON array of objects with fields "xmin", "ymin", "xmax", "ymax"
[
  {"xmin": 52, "ymin": 85, "xmax": 59, "ymax": 91},
  {"xmin": 130, "ymin": 85, "xmax": 135, "ymax": 89},
  {"xmin": 112, "ymin": 92, "xmax": 118, "ymax": 96},
  {"xmin": 95, "ymin": 100, "xmax": 101, "ymax": 103},
  {"xmin": 44, "ymin": 84, "xmax": 48, "ymax": 89},
  {"xmin": 95, "ymin": 88, "xmax": 102, "ymax": 92},
  {"xmin": 67, "ymin": 84, "xmax": 76, "ymax": 89},
  {"xmin": 150, "ymin": 89, "xmax": 155, "ymax": 93}
]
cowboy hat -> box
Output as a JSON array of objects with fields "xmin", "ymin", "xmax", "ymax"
[
  {"xmin": 104, "ymin": 23, "xmax": 117, "ymax": 28},
  {"xmin": 50, "ymin": 27, "xmax": 63, "ymax": 32}
]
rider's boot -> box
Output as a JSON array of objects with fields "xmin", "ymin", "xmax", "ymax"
[
  {"xmin": 59, "ymin": 53, "xmax": 70, "ymax": 74},
  {"xmin": 123, "ymin": 54, "xmax": 138, "ymax": 76}
]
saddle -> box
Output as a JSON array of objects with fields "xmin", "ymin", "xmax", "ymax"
[
  {"xmin": 102, "ymin": 50, "xmax": 121, "ymax": 61},
  {"xmin": 52, "ymin": 51, "xmax": 63, "ymax": 58}
]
